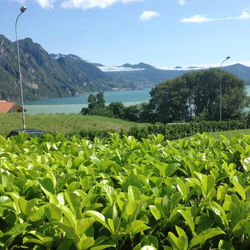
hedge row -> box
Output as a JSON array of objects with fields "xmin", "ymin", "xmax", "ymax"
[
  {"xmin": 66, "ymin": 120, "xmax": 247, "ymax": 141},
  {"xmin": 128, "ymin": 120, "xmax": 247, "ymax": 140}
]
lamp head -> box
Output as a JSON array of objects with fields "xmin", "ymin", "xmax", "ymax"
[
  {"xmin": 20, "ymin": 6, "xmax": 27, "ymax": 13},
  {"xmin": 226, "ymin": 56, "xmax": 231, "ymax": 60}
]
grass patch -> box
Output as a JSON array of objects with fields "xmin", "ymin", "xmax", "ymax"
[
  {"xmin": 0, "ymin": 113, "xmax": 144, "ymax": 137},
  {"xmin": 207, "ymin": 129, "xmax": 250, "ymax": 138},
  {"xmin": 1, "ymin": 113, "xmax": 249, "ymax": 139}
]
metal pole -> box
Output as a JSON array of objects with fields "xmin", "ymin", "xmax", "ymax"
[
  {"xmin": 219, "ymin": 56, "xmax": 230, "ymax": 121},
  {"xmin": 15, "ymin": 6, "xmax": 27, "ymax": 130}
]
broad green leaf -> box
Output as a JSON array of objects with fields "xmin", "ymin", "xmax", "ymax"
[
  {"xmin": 124, "ymin": 201, "xmax": 140, "ymax": 219},
  {"xmin": 65, "ymin": 191, "xmax": 81, "ymax": 213},
  {"xmin": 232, "ymin": 218, "xmax": 250, "ymax": 238},
  {"xmin": 58, "ymin": 204, "xmax": 77, "ymax": 229},
  {"xmin": 1, "ymin": 173, "xmax": 8, "ymax": 187},
  {"xmin": 175, "ymin": 226, "xmax": 187, "ymax": 238},
  {"xmin": 194, "ymin": 172, "xmax": 215, "ymax": 199},
  {"xmin": 40, "ymin": 178, "xmax": 55, "ymax": 195},
  {"xmin": 189, "ymin": 228, "xmax": 225, "ymax": 248},
  {"xmin": 85, "ymin": 210, "xmax": 110, "ymax": 231},
  {"xmin": 217, "ymin": 185, "xmax": 227, "ymax": 202},
  {"xmin": 0, "ymin": 196, "xmax": 12, "ymax": 205},
  {"xmin": 54, "ymin": 221, "xmax": 80, "ymax": 243},
  {"xmin": 73, "ymin": 156, "xmax": 84, "ymax": 168},
  {"xmin": 168, "ymin": 231, "xmax": 187, "ymax": 250},
  {"xmin": 57, "ymin": 192, "xmax": 65, "ymax": 205},
  {"xmin": 77, "ymin": 218, "xmax": 95, "ymax": 236},
  {"xmin": 128, "ymin": 186, "xmax": 142, "ymax": 201},
  {"xmin": 232, "ymin": 181, "xmax": 246, "ymax": 200},
  {"xmin": 149, "ymin": 205, "xmax": 161, "ymax": 220},
  {"xmin": 3, "ymin": 222, "xmax": 29, "ymax": 236},
  {"xmin": 77, "ymin": 237, "xmax": 95, "ymax": 250},
  {"xmin": 29, "ymin": 205, "xmax": 45, "ymax": 222},
  {"xmin": 101, "ymin": 184, "xmax": 115, "ymax": 205},
  {"xmin": 176, "ymin": 178, "xmax": 188, "ymax": 201},
  {"xmin": 128, "ymin": 220, "xmax": 150, "ymax": 234},
  {"xmin": 245, "ymin": 222, "xmax": 250, "ymax": 238},
  {"xmin": 22, "ymin": 237, "xmax": 44, "ymax": 246},
  {"xmin": 45, "ymin": 204, "xmax": 62, "ymax": 221},
  {"xmin": 242, "ymin": 157, "xmax": 250, "ymax": 172},
  {"xmin": 178, "ymin": 208, "xmax": 196, "ymax": 235},
  {"xmin": 18, "ymin": 197, "xmax": 36, "ymax": 216},
  {"xmin": 208, "ymin": 201, "xmax": 228, "ymax": 228}
]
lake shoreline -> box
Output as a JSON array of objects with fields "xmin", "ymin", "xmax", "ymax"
[{"xmin": 24, "ymin": 86, "xmax": 250, "ymax": 114}]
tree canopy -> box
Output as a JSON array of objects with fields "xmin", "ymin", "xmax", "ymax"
[{"xmin": 145, "ymin": 68, "xmax": 247, "ymax": 122}]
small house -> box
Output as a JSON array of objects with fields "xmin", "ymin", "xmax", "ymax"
[{"xmin": 0, "ymin": 100, "xmax": 23, "ymax": 113}]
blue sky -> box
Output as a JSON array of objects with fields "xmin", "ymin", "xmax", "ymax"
[{"xmin": 1, "ymin": 0, "xmax": 250, "ymax": 68}]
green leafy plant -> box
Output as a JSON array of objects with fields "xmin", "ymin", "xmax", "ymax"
[{"xmin": 0, "ymin": 132, "xmax": 249, "ymax": 249}]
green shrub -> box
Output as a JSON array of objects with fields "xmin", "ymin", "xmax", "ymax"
[{"xmin": 0, "ymin": 133, "xmax": 249, "ymax": 249}]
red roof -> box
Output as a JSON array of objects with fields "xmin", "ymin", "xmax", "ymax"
[{"xmin": 0, "ymin": 100, "xmax": 20, "ymax": 113}]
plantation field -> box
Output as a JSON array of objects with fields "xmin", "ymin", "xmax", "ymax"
[
  {"xmin": 0, "ymin": 113, "xmax": 142, "ymax": 137},
  {"xmin": 0, "ymin": 133, "xmax": 249, "ymax": 249},
  {"xmin": 1, "ymin": 113, "xmax": 250, "ymax": 139},
  {"xmin": 185, "ymin": 129, "xmax": 250, "ymax": 140}
]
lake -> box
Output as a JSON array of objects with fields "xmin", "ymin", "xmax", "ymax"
[
  {"xmin": 25, "ymin": 86, "xmax": 250, "ymax": 114},
  {"xmin": 25, "ymin": 88, "xmax": 151, "ymax": 114}
]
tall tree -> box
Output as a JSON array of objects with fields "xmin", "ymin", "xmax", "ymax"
[
  {"xmin": 88, "ymin": 93, "xmax": 96, "ymax": 112},
  {"xmin": 96, "ymin": 92, "xmax": 105, "ymax": 109},
  {"xmin": 146, "ymin": 68, "xmax": 247, "ymax": 122}
]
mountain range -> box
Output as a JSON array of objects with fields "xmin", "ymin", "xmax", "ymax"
[{"xmin": 0, "ymin": 34, "xmax": 249, "ymax": 101}]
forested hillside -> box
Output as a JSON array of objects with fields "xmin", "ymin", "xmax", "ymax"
[
  {"xmin": 1, "ymin": 34, "xmax": 250, "ymax": 101},
  {"xmin": 0, "ymin": 35, "xmax": 119, "ymax": 101}
]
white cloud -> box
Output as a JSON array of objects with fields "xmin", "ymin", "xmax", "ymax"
[
  {"xmin": 237, "ymin": 11, "xmax": 250, "ymax": 20},
  {"xmin": 61, "ymin": 0, "xmax": 143, "ymax": 10},
  {"xmin": 11, "ymin": 0, "xmax": 56, "ymax": 9},
  {"xmin": 98, "ymin": 65, "xmax": 145, "ymax": 72},
  {"xmin": 140, "ymin": 11, "xmax": 159, "ymax": 21},
  {"xmin": 181, "ymin": 15, "xmax": 213, "ymax": 23},
  {"xmin": 177, "ymin": 0, "xmax": 186, "ymax": 5},
  {"xmin": 181, "ymin": 11, "xmax": 250, "ymax": 23},
  {"xmin": 36, "ymin": 0, "xmax": 56, "ymax": 8},
  {"xmin": 12, "ymin": 0, "xmax": 142, "ymax": 9},
  {"xmin": 155, "ymin": 61, "xmax": 250, "ymax": 71}
]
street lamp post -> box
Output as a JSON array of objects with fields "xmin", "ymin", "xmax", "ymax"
[
  {"xmin": 15, "ymin": 6, "xmax": 27, "ymax": 130},
  {"xmin": 219, "ymin": 56, "xmax": 230, "ymax": 121}
]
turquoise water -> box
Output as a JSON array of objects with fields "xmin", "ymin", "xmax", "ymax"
[
  {"xmin": 25, "ymin": 86, "xmax": 250, "ymax": 114},
  {"xmin": 25, "ymin": 88, "xmax": 151, "ymax": 114}
]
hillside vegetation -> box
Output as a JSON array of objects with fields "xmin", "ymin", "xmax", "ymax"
[
  {"xmin": 0, "ymin": 35, "xmax": 119, "ymax": 101},
  {"xmin": 1, "ymin": 113, "xmax": 250, "ymax": 139}
]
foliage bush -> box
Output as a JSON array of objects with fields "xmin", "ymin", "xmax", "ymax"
[
  {"xmin": 128, "ymin": 120, "xmax": 248, "ymax": 140},
  {"xmin": 0, "ymin": 133, "xmax": 249, "ymax": 249},
  {"xmin": 68, "ymin": 120, "xmax": 248, "ymax": 141}
]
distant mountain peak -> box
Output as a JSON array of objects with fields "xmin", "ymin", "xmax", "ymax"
[
  {"xmin": 92, "ymin": 63, "xmax": 105, "ymax": 67},
  {"xmin": 50, "ymin": 53, "xmax": 83, "ymax": 61}
]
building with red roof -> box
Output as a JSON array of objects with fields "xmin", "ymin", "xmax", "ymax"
[{"xmin": 0, "ymin": 100, "xmax": 23, "ymax": 113}]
